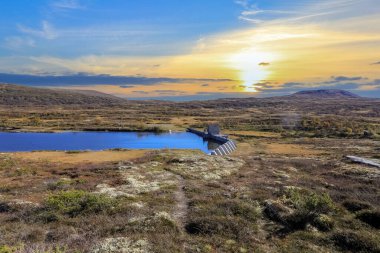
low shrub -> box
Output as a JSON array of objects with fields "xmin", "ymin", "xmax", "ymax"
[
  {"xmin": 216, "ymin": 200, "xmax": 261, "ymax": 222},
  {"xmin": 331, "ymin": 231, "xmax": 380, "ymax": 252},
  {"xmin": 282, "ymin": 188, "xmax": 335, "ymax": 231},
  {"xmin": 312, "ymin": 214, "xmax": 334, "ymax": 231},
  {"xmin": 285, "ymin": 188, "xmax": 335, "ymax": 215},
  {"xmin": 0, "ymin": 245, "xmax": 18, "ymax": 253},
  {"xmin": 342, "ymin": 200, "xmax": 372, "ymax": 212},
  {"xmin": 263, "ymin": 200, "xmax": 289, "ymax": 223},
  {"xmin": 185, "ymin": 216, "xmax": 254, "ymax": 241},
  {"xmin": 283, "ymin": 212, "xmax": 313, "ymax": 230},
  {"xmin": 65, "ymin": 150, "xmax": 86, "ymax": 154},
  {"xmin": 127, "ymin": 212, "xmax": 179, "ymax": 234},
  {"xmin": 35, "ymin": 210, "xmax": 61, "ymax": 223},
  {"xmin": 356, "ymin": 210, "xmax": 380, "ymax": 229},
  {"xmin": 45, "ymin": 190, "xmax": 118, "ymax": 217},
  {"xmin": 47, "ymin": 178, "xmax": 73, "ymax": 191},
  {"xmin": 0, "ymin": 202, "xmax": 11, "ymax": 213}
]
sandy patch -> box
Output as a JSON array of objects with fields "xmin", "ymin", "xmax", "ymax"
[
  {"xmin": 264, "ymin": 143, "xmax": 323, "ymax": 155},
  {"xmin": 226, "ymin": 130, "xmax": 281, "ymax": 138},
  {"xmin": 12, "ymin": 150, "xmax": 148, "ymax": 164},
  {"xmin": 170, "ymin": 116, "xmax": 197, "ymax": 126}
]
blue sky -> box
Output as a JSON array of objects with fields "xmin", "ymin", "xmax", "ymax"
[
  {"xmin": 0, "ymin": 0, "xmax": 241, "ymax": 57},
  {"xmin": 0, "ymin": 0, "xmax": 379, "ymax": 100}
]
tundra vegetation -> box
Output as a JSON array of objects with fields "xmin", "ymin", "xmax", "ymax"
[{"xmin": 0, "ymin": 85, "xmax": 379, "ymax": 252}]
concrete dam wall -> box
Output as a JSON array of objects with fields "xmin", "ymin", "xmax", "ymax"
[{"xmin": 187, "ymin": 128, "xmax": 237, "ymax": 156}]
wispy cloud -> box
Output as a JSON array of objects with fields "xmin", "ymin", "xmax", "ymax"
[
  {"xmin": 234, "ymin": 0, "xmax": 250, "ymax": 9},
  {"xmin": 18, "ymin": 21, "xmax": 57, "ymax": 40},
  {"xmin": 235, "ymin": 0, "xmax": 359, "ymax": 25},
  {"xmin": 371, "ymin": 61, "xmax": 380, "ymax": 65},
  {"xmin": 235, "ymin": 0, "xmax": 298, "ymax": 24},
  {"xmin": 256, "ymin": 75, "xmax": 375, "ymax": 92},
  {"xmin": 51, "ymin": 0, "xmax": 85, "ymax": 10},
  {"xmin": 0, "ymin": 72, "xmax": 234, "ymax": 86},
  {"xmin": 2, "ymin": 36, "xmax": 35, "ymax": 50}
]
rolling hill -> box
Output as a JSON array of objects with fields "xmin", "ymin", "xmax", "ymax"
[
  {"xmin": 0, "ymin": 84, "xmax": 126, "ymax": 106},
  {"xmin": 290, "ymin": 89, "xmax": 360, "ymax": 98}
]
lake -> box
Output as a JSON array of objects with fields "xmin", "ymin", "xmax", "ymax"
[{"xmin": 0, "ymin": 131, "xmax": 221, "ymax": 153}]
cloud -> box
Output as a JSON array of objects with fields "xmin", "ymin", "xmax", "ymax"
[
  {"xmin": 282, "ymin": 82, "xmax": 304, "ymax": 88},
  {"xmin": 235, "ymin": 0, "xmax": 298, "ymax": 24},
  {"xmin": 119, "ymin": 85, "xmax": 136, "ymax": 89},
  {"xmin": 234, "ymin": 0, "xmax": 250, "ymax": 9},
  {"xmin": 18, "ymin": 21, "xmax": 57, "ymax": 40},
  {"xmin": 331, "ymin": 76, "xmax": 363, "ymax": 82},
  {"xmin": 261, "ymin": 77, "xmax": 366, "ymax": 91},
  {"xmin": 51, "ymin": 0, "xmax": 85, "ymax": 10},
  {"xmin": 0, "ymin": 73, "xmax": 234, "ymax": 86},
  {"xmin": 371, "ymin": 61, "xmax": 380, "ymax": 65},
  {"xmin": 132, "ymin": 91, "xmax": 149, "ymax": 94},
  {"xmin": 153, "ymin": 90, "xmax": 187, "ymax": 95},
  {"xmin": 3, "ymin": 37, "xmax": 35, "ymax": 49},
  {"xmin": 254, "ymin": 81, "xmax": 276, "ymax": 89},
  {"xmin": 239, "ymin": 16, "xmax": 262, "ymax": 24},
  {"xmin": 259, "ymin": 62, "xmax": 270, "ymax": 66},
  {"xmin": 127, "ymin": 92, "xmax": 257, "ymax": 101}
]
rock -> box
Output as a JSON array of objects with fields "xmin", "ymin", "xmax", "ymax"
[
  {"xmin": 346, "ymin": 155, "xmax": 380, "ymax": 168},
  {"xmin": 127, "ymin": 211, "xmax": 178, "ymax": 233},
  {"xmin": 95, "ymin": 184, "xmax": 133, "ymax": 198},
  {"xmin": 92, "ymin": 237, "xmax": 151, "ymax": 253},
  {"xmin": 167, "ymin": 154, "xmax": 244, "ymax": 180},
  {"xmin": 130, "ymin": 202, "xmax": 145, "ymax": 209}
]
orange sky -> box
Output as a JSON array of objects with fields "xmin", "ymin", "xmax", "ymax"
[{"xmin": 1, "ymin": 0, "xmax": 380, "ymax": 99}]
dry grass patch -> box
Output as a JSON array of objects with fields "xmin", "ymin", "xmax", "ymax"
[
  {"xmin": 264, "ymin": 143, "xmax": 324, "ymax": 156},
  {"xmin": 226, "ymin": 130, "xmax": 281, "ymax": 138},
  {"xmin": 12, "ymin": 150, "xmax": 149, "ymax": 164}
]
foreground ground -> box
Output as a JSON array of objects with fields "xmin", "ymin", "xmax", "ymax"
[
  {"xmin": 0, "ymin": 87, "xmax": 379, "ymax": 252},
  {"xmin": 0, "ymin": 133, "xmax": 379, "ymax": 252}
]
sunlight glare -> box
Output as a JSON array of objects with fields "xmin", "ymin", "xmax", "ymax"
[{"xmin": 227, "ymin": 48, "xmax": 278, "ymax": 92}]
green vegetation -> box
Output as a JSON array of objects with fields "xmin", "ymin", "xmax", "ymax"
[
  {"xmin": 285, "ymin": 188, "xmax": 335, "ymax": 216},
  {"xmin": 45, "ymin": 190, "xmax": 118, "ymax": 217},
  {"xmin": 266, "ymin": 188, "xmax": 336, "ymax": 231}
]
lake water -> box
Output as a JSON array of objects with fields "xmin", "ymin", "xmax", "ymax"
[{"xmin": 0, "ymin": 131, "xmax": 220, "ymax": 153}]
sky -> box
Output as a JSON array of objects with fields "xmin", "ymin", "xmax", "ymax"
[{"xmin": 0, "ymin": 0, "xmax": 380, "ymax": 100}]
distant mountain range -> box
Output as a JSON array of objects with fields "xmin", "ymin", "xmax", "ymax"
[
  {"xmin": 291, "ymin": 89, "xmax": 360, "ymax": 98},
  {"xmin": 0, "ymin": 83, "xmax": 369, "ymax": 107}
]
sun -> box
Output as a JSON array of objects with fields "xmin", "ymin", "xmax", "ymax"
[{"xmin": 227, "ymin": 47, "xmax": 278, "ymax": 92}]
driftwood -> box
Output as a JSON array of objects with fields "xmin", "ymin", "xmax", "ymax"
[{"xmin": 346, "ymin": 156, "xmax": 380, "ymax": 168}]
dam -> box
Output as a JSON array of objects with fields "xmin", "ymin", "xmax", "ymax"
[{"xmin": 187, "ymin": 124, "xmax": 237, "ymax": 155}]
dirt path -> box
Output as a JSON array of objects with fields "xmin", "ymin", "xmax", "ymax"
[{"xmin": 173, "ymin": 175, "xmax": 188, "ymax": 231}]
